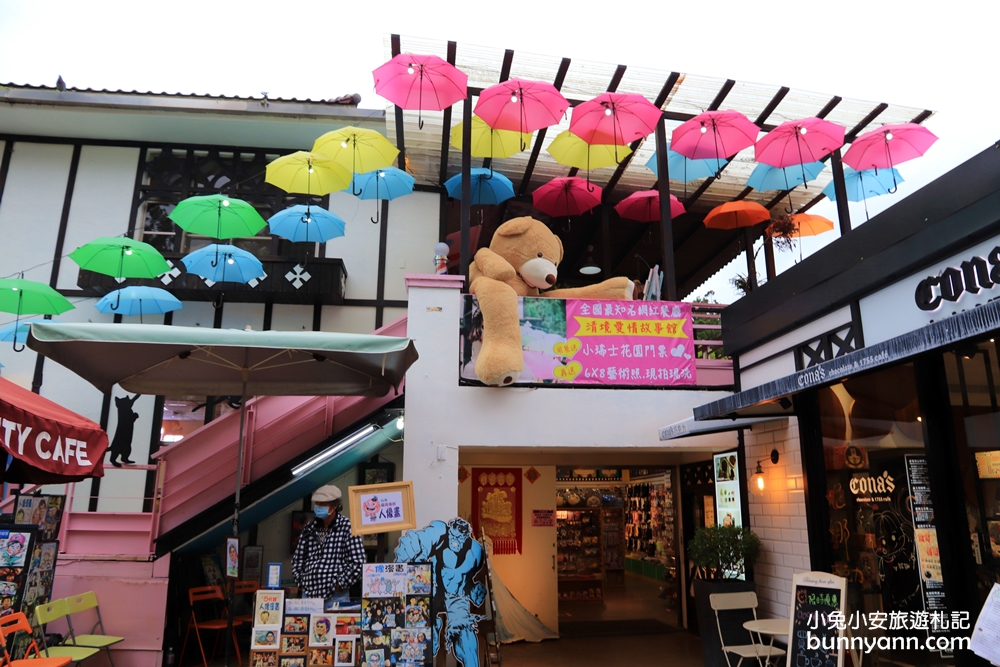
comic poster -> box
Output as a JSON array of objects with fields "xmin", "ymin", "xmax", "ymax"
[
  {"xmin": 403, "ymin": 596, "xmax": 430, "ymax": 629},
  {"xmin": 252, "ymin": 628, "xmax": 281, "ymax": 650},
  {"xmin": 254, "ymin": 590, "xmax": 285, "ymax": 628},
  {"xmin": 406, "ymin": 565, "xmax": 431, "ymax": 595},
  {"xmin": 362, "ymin": 563, "xmax": 406, "ymax": 598},
  {"xmin": 12, "ymin": 495, "xmax": 64, "ymax": 542},
  {"xmin": 309, "ymin": 615, "xmax": 334, "ymax": 647},
  {"xmin": 201, "ymin": 554, "xmax": 224, "ymax": 587},
  {"xmin": 363, "ymin": 650, "xmax": 385, "ymax": 667},
  {"xmin": 361, "ymin": 597, "xmax": 402, "ymax": 632}
]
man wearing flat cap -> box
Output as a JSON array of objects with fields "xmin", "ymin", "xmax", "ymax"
[{"xmin": 292, "ymin": 484, "xmax": 365, "ymax": 604}]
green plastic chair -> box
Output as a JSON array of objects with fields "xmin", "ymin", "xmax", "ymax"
[
  {"xmin": 64, "ymin": 592, "xmax": 124, "ymax": 667},
  {"xmin": 33, "ymin": 599, "xmax": 99, "ymax": 664}
]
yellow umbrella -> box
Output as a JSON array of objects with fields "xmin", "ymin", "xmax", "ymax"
[
  {"xmin": 547, "ymin": 130, "xmax": 632, "ymax": 170},
  {"xmin": 312, "ymin": 126, "xmax": 400, "ymax": 184},
  {"xmin": 789, "ymin": 213, "xmax": 835, "ymax": 237},
  {"xmin": 265, "ymin": 151, "xmax": 352, "ymax": 196},
  {"xmin": 450, "ymin": 116, "xmax": 532, "ymax": 159}
]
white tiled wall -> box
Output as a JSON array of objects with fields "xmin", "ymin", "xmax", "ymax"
[{"xmin": 745, "ymin": 418, "xmax": 809, "ymax": 619}]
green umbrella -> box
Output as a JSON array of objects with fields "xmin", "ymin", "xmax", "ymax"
[
  {"xmin": 168, "ymin": 194, "xmax": 268, "ymax": 240},
  {"xmin": 0, "ymin": 278, "xmax": 75, "ymax": 351},
  {"xmin": 69, "ymin": 237, "xmax": 170, "ymax": 279}
]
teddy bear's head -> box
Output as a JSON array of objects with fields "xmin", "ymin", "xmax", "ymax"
[{"xmin": 490, "ymin": 216, "xmax": 564, "ymax": 289}]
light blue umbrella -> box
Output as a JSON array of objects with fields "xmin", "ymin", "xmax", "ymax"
[
  {"xmin": 822, "ymin": 167, "xmax": 903, "ymax": 203},
  {"xmin": 95, "ymin": 286, "xmax": 182, "ymax": 323},
  {"xmin": 444, "ymin": 168, "xmax": 515, "ymax": 205},
  {"xmin": 746, "ymin": 161, "xmax": 826, "ymax": 192},
  {"xmin": 182, "ymin": 244, "xmax": 265, "ymax": 284},
  {"xmin": 351, "ymin": 167, "xmax": 416, "ymax": 223},
  {"xmin": 268, "ymin": 205, "xmax": 346, "ymax": 243},
  {"xmin": 0, "ymin": 319, "xmax": 59, "ymax": 345},
  {"xmin": 644, "ymin": 144, "xmax": 721, "ymax": 183}
]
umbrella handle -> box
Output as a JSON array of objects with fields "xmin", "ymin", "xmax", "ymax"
[
  {"xmin": 212, "ymin": 292, "xmax": 225, "ymax": 310},
  {"xmin": 371, "ymin": 207, "xmax": 380, "ymax": 224},
  {"xmin": 109, "ymin": 290, "xmax": 121, "ymax": 311},
  {"xmin": 11, "ymin": 293, "xmax": 24, "ymax": 352}
]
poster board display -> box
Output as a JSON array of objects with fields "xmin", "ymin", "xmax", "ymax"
[
  {"xmin": 254, "ymin": 589, "xmax": 285, "ymax": 628},
  {"xmin": 786, "ymin": 571, "xmax": 847, "ymax": 667},
  {"xmin": 359, "ymin": 562, "xmax": 433, "ymax": 667},
  {"xmin": 244, "ymin": 545, "xmax": 264, "ymax": 584},
  {"xmin": 347, "ymin": 481, "xmax": 416, "ymax": 536}
]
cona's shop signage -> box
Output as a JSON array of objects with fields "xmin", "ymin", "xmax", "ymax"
[{"xmin": 460, "ymin": 296, "xmax": 696, "ymax": 387}]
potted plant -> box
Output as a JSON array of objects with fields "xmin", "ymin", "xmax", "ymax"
[{"xmin": 688, "ymin": 525, "xmax": 762, "ymax": 667}]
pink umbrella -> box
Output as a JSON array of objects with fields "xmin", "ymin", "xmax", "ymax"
[
  {"xmin": 842, "ymin": 123, "xmax": 937, "ymax": 191},
  {"xmin": 532, "ymin": 177, "xmax": 603, "ymax": 218},
  {"xmin": 569, "ymin": 93, "xmax": 663, "ymax": 146},
  {"xmin": 755, "ymin": 117, "xmax": 845, "ymax": 167},
  {"xmin": 475, "ymin": 78, "xmax": 569, "ymax": 136},
  {"xmin": 373, "ymin": 54, "xmax": 468, "ymax": 129},
  {"xmin": 614, "ymin": 190, "xmax": 685, "ymax": 223},
  {"xmin": 671, "ymin": 110, "xmax": 759, "ymax": 174}
]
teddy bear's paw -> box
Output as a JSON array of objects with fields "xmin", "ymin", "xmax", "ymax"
[{"xmin": 478, "ymin": 368, "xmax": 522, "ymax": 387}]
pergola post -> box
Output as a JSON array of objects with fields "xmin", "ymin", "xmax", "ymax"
[
  {"xmin": 744, "ymin": 228, "xmax": 758, "ymax": 291},
  {"xmin": 601, "ymin": 204, "xmax": 611, "ymax": 275},
  {"xmin": 460, "ymin": 94, "xmax": 472, "ymax": 282},
  {"xmin": 830, "ymin": 148, "xmax": 852, "ymax": 235},
  {"xmin": 654, "ymin": 118, "xmax": 677, "ymax": 301}
]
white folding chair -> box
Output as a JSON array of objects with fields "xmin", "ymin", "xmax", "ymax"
[{"xmin": 709, "ymin": 591, "xmax": 787, "ymax": 667}]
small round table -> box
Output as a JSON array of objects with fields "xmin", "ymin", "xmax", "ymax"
[{"xmin": 743, "ymin": 618, "xmax": 789, "ymax": 667}]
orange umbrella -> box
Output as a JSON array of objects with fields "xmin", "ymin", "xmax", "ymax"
[
  {"xmin": 703, "ymin": 201, "xmax": 771, "ymax": 230},
  {"xmin": 789, "ymin": 214, "xmax": 834, "ymax": 237}
]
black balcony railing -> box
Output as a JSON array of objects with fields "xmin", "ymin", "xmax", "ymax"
[{"xmin": 77, "ymin": 254, "xmax": 347, "ymax": 305}]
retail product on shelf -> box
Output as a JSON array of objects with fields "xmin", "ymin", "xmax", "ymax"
[
  {"xmin": 556, "ymin": 508, "xmax": 605, "ymax": 602},
  {"xmin": 601, "ymin": 507, "xmax": 625, "ymax": 583},
  {"xmin": 624, "ymin": 473, "xmax": 679, "ymax": 608}
]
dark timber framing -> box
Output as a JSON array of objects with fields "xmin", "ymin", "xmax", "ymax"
[
  {"xmin": 0, "ymin": 140, "xmax": 14, "ymax": 211},
  {"xmin": 566, "ymin": 65, "xmax": 627, "ymax": 180},
  {"xmin": 437, "ymin": 41, "xmax": 458, "ymax": 188}
]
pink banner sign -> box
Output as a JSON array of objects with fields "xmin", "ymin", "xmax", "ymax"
[{"xmin": 558, "ymin": 300, "xmax": 696, "ymax": 386}]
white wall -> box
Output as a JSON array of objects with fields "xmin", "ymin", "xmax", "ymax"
[
  {"xmin": 0, "ymin": 142, "xmax": 73, "ymax": 284},
  {"xmin": 320, "ymin": 305, "xmax": 375, "ymax": 334},
  {"xmin": 383, "ymin": 193, "xmax": 440, "ymax": 301},
  {"xmin": 403, "ymin": 279, "xmax": 734, "ymax": 528},
  {"xmin": 326, "ymin": 192, "xmax": 380, "ymax": 300},
  {"xmin": 56, "ymin": 145, "xmax": 140, "ymax": 289},
  {"xmin": 744, "ymin": 418, "xmax": 809, "ymax": 619},
  {"xmin": 457, "ymin": 464, "xmax": 558, "ymax": 633},
  {"xmin": 221, "ymin": 302, "xmax": 265, "ymax": 331},
  {"xmin": 271, "ymin": 304, "xmax": 313, "ymax": 332}
]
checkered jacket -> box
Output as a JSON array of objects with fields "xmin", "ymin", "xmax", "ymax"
[{"xmin": 291, "ymin": 513, "xmax": 365, "ymax": 598}]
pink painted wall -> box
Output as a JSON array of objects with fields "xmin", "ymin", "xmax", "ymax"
[{"xmin": 51, "ymin": 554, "xmax": 170, "ymax": 667}]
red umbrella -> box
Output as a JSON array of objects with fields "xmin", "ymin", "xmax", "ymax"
[
  {"xmin": 0, "ymin": 376, "xmax": 107, "ymax": 483},
  {"xmin": 614, "ymin": 190, "xmax": 685, "ymax": 222},
  {"xmin": 842, "ymin": 123, "xmax": 937, "ymax": 191},
  {"xmin": 373, "ymin": 54, "xmax": 468, "ymax": 129},
  {"xmin": 755, "ymin": 117, "xmax": 845, "ymax": 168},
  {"xmin": 475, "ymin": 78, "xmax": 569, "ymax": 135},
  {"xmin": 569, "ymin": 93, "xmax": 662, "ymax": 146},
  {"xmin": 703, "ymin": 201, "xmax": 771, "ymax": 230},
  {"xmin": 532, "ymin": 177, "xmax": 603, "ymax": 218},
  {"xmin": 671, "ymin": 110, "xmax": 759, "ymax": 174}
]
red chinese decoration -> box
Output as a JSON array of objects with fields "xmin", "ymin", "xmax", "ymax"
[{"xmin": 472, "ymin": 468, "xmax": 522, "ymax": 555}]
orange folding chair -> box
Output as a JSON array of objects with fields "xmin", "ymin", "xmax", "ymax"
[
  {"xmin": 179, "ymin": 586, "xmax": 243, "ymax": 667},
  {"xmin": 230, "ymin": 581, "xmax": 260, "ymax": 625},
  {"xmin": 0, "ymin": 613, "xmax": 71, "ymax": 667}
]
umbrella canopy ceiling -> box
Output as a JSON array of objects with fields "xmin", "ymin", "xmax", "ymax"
[{"xmin": 27, "ymin": 322, "xmax": 419, "ymax": 397}]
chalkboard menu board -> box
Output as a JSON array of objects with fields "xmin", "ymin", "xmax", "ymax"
[{"xmin": 786, "ymin": 572, "xmax": 846, "ymax": 667}]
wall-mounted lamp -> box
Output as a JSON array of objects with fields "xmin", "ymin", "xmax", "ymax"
[{"xmin": 750, "ymin": 448, "xmax": 780, "ymax": 496}]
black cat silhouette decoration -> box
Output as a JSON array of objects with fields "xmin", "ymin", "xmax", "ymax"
[{"xmin": 108, "ymin": 394, "xmax": 140, "ymax": 467}]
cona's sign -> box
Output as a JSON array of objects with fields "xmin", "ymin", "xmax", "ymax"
[{"xmin": 914, "ymin": 247, "xmax": 1000, "ymax": 311}]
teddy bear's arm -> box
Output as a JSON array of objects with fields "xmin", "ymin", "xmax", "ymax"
[
  {"xmin": 544, "ymin": 277, "xmax": 635, "ymax": 300},
  {"xmin": 473, "ymin": 248, "xmax": 517, "ymax": 282}
]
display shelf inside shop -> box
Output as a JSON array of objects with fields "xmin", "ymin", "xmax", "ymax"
[
  {"xmin": 602, "ymin": 506, "xmax": 625, "ymax": 585},
  {"xmin": 556, "ymin": 507, "xmax": 606, "ymax": 603},
  {"xmin": 624, "ymin": 472, "xmax": 680, "ymax": 608}
]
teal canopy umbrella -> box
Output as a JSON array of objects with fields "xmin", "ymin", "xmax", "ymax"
[{"xmin": 28, "ymin": 321, "xmax": 419, "ymax": 666}]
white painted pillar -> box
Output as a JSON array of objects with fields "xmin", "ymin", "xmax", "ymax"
[{"xmin": 402, "ymin": 274, "xmax": 466, "ymax": 528}]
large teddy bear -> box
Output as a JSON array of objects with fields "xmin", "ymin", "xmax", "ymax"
[{"xmin": 469, "ymin": 216, "xmax": 635, "ymax": 386}]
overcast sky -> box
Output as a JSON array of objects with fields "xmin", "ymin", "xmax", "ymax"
[{"xmin": 2, "ymin": 0, "xmax": 998, "ymax": 302}]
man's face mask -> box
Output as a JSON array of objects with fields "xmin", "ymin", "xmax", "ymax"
[{"xmin": 314, "ymin": 505, "xmax": 331, "ymax": 519}]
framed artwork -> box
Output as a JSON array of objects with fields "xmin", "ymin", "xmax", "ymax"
[
  {"xmin": 335, "ymin": 638, "xmax": 356, "ymax": 667},
  {"xmin": 225, "ymin": 537, "xmax": 240, "ymax": 579},
  {"xmin": 347, "ymin": 481, "xmax": 416, "ymax": 536},
  {"xmin": 283, "ymin": 615, "xmax": 309, "ymax": 634},
  {"xmin": 308, "ymin": 648, "xmax": 333, "ymax": 667},
  {"xmin": 244, "ymin": 545, "xmax": 264, "ymax": 583},
  {"xmin": 290, "ymin": 511, "xmax": 315, "ymax": 553},
  {"xmin": 309, "ymin": 615, "xmax": 335, "ymax": 647},
  {"xmin": 280, "ymin": 658, "xmax": 305, "ymax": 667},
  {"xmin": 251, "ymin": 651, "xmax": 278, "ymax": 667},
  {"xmin": 200, "ymin": 553, "xmax": 224, "ymax": 586},
  {"xmin": 357, "ymin": 462, "xmax": 395, "ymax": 487},
  {"xmin": 267, "ymin": 563, "xmax": 283, "ymax": 589},
  {"xmin": 280, "ymin": 635, "xmax": 307, "ymax": 655},
  {"xmin": 254, "ymin": 589, "xmax": 285, "ymax": 627},
  {"xmin": 252, "ymin": 629, "xmax": 281, "ymax": 650},
  {"xmin": 335, "ymin": 614, "xmax": 360, "ymax": 636}
]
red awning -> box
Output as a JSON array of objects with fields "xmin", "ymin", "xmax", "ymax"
[{"xmin": 0, "ymin": 378, "xmax": 107, "ymax": 484}]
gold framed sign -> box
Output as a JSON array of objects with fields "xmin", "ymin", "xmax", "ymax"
[{"xmin": 347, "ymin": 480, "xmax": 416, "ymax": 536}]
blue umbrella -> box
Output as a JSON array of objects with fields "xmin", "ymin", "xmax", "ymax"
[
  {"xmin": 95, "ymin": 286, "xmax": 182, "ymax": 323},
  {"xmin": 444, "ymin": 168, "xmax": 515, "ymax": 205},
  {"xmin": 644, "ymin": 144, "xmax": 721, "ymax": 183},
  {"xmin": 182, "ymin": 244, "xmax": 265, "ymax": 284},
  {"xmin": 746, "ymin": 161, "xmax": 826, "ymax": 192},
  {"xmin": 268, "ymin": 205, "xmax": 346, "ymax": 243},
  {"xmin": 822, "ymin": 167, "xmax": 902, "ymax": 203},
  {"xmin": 0, "ymin": 319, "xmax": 59, "ymax": 345},
  {"xmin": 351, "ymin": 167, "xmax": 415, "ymax": 223}
]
